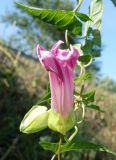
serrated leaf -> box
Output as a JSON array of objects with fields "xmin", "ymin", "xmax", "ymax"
[
  {"xmin": 85, "ymin": 104, "xmax": 104, "ymax": 112},
  {"xmin": 89, "ymin": 0, "xmax": 103, "ymax": 31},
  {"xmin": 61, "ymin": 141, "xmax": 116, "ymax": 156},
  {"xmin": 37, "ymin": 91, "xmax": 51, "ymax": 105},
  {"xmin": 82, "ymin": 28, "xmax": 101, "ymax": 57},
  {"xmin": 39, "ymin": 141, "xmax": 116, "ymax": 156},
  {"xmin": 76, "ymin": 12, "xmax": 91, "ymax": 22},
  {"xmin": 16, "ymin": 2, "xmax": 82, "ymax": 35},
  {"xmin": 83, "ymin": 91, "xmax": 95, "ymax": 103},
  {"xmin": 75, "ymin": 73, "xmax": 92, "ymax": 83},
  {"xmin": 78, "ymin": 54, "xmax": 92, "ymax": 63}
]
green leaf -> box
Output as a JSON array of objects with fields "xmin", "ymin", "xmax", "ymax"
[
  {"xmin": 92, "ymin": 29, "xmax": 101, "ymax": 47},
  {"xmin": 16, "ymin": 2, "xmax": 82, "ymax": 35},
  {"xmin": 89, "ymin": 0, "xmax": 103, "ymax": 31},
  {"xmin": 39, "ymin": 141, "xmax": 116, "ymax": 157},
  {"xmin": 39, "ymin": 141, "xmax": 58, "ymax": 153},
  {"xmin": 83, "ymin": 91, "xmax": 95, "ymax": 103},
  {"xmin": 75, "ymin": 73, "xmax": 92, "ymax": 83},
  {"xmin": 78, "ymin": 54, "xmax": 92, "ymax": 63},
  {"xmin": 82, "ymin": 28, "xmax": 101, "ymax": 57},
  {"xmin": 61, "ymin": 141, "xmax": 116, "ymax": 156},
  {"xmin": 74, "ymin": 90, "xmax": 79, "ymax": 96},
  {"xmin": 85, "ymin": 104, "xmax": 104, "ymax": 112},
  {"xmin": 37, "ymin": 91, "xmax": 51, "ymax": 105},
  {"xmin": 76, "ymin": 12, "xmax": 91, "ymax": 22}
]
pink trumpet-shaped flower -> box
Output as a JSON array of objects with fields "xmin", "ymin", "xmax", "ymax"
[{"xmin": 36, "ymin": 40, "xmax": 79, "ymax": 116}]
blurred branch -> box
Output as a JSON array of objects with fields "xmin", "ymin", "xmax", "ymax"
[
  {"xmin": 0, "ymin": 136, "xmax": 19, "ymax": 160},
  {"xmin": 0, "ymin": 44, "xmax": 15, "ymax": 65},
  {"xmin": 0, "ymin": 42, "xmax": 38, "ymax": 64}
]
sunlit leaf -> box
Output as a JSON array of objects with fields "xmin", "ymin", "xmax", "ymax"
[
  {"xmin": 75, "ymin": 73, "xmax": 92, "ymax": 83},
  {"xmin": 82, "ymin": 28, "xmax": 101, "ymax": 57},
  {"xmin": 16, "ymin": 2, "xmax": 83, "ymax": 35},
  {"xmin": 89, "ymin": 0, "xmax": 103, "ymax": 31}
]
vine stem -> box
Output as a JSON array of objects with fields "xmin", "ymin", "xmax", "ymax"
[
  {"xmin": 73, "ymin": 0, "xmax": 84, "ymax": 12},
  {"xmin": 68, "ymin": 126, "xmax": 78, "ymax": 141},
  {"xmin": 77, "ymin": 102, "xmax": 85, "ymax": 124},
  {"xmin": 65, "ymin": 29, "xmax": 69, "ymax": 47},
  {"xmin": 51, "ymin": 154, "xmax": 56, "ymax": 160},
  {"xmin": 84, "ymin": 57, "xmax": 93, "ymax": 68},
  {"xmin": 57, "ymin": 137, "xmax": 62, "ymax": 160}
]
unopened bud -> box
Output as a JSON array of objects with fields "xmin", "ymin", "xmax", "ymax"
[{"xmin": 20, "ymin": 105, "xmax": 49, "ymax": 134}]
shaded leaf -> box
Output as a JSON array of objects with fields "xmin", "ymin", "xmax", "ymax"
[
  {"xmin": 16, "ymin": 2, "xmax": 82, "ymax": 35},
  {"xmin": 76, "ymin": 12, "xmax": 91, "ymax": 22},
  {"xmin": 85, "ymin": 104, "xmax": 104, "ymax": 112},
  {"xmin": 83, "ymin": 91, "xmax": 95, "ymax": 103},
  {"xmin": 39, "ymin": 141, "xmax": 58, "ymax": 153},
  {"xmin": 74, "ymin": 90, "xmax": 79, "ymax": 96},
  {"xmin": 37, "ymin": 91, "xmax": 51, "ymax": 105},
  {"xmin": 61, "ymin": 141, "xmax": 116, "ymax": 156},
  {"xmin": 78, "ymin": 54, "xmax": 92, "ymax": 63},
  {"xmin": 39, "ymin": 141, "xmax": 116, "ymax": 157}
]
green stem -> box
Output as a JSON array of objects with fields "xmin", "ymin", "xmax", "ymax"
[
  {"xmin": 77, "ymin": 102, "xmax": 85, "ymax": 124},
  {"xmin": 65, "ymin": 29, "xmax": 69, "ymax": 47},
  {"xmin": 68, "ymin": 126, "xmax": 78, "ymax": 141},
  {"xmin": 84, "ymin": 57, "xmax": 93, "ymax": 68},
  {"xmin": 51, "ymin": 154, "xmax": 56, "ymax": 160},
  {"xmin": 57, "ymin": 138, "xmax": 62, "ymax": 160},
  {"xmin": 73, "ymin": 0, "xmax": 84, "ymax": 12}
]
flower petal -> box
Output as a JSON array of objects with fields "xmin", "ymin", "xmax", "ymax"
[
  {"xmin": 56, "ymin": 45, "xmax": 79, "ymax": 69},
  {"xmin": 36, "ymin": 41, "xmax": 80, "ymax": 117},
  {"xmin": 51, "ymin": 40, "xmax": 64, "ymax": 56},
  {"xmin": 36, "ymin": 44, "xmax": 64, "ymax": 80}
]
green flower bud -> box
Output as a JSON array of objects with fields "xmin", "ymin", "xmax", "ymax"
[
  {"xmin": 20, "ymin": 105, "xmax": 49, "ymax": 134},
  {"xmin": 48, "ymin": 109, "xmax": 77, "ymax": 135}
]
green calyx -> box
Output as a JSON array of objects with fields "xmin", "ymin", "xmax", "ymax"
[
  {"xmin": 48, "ymin": 109, "xmax": 77, "ymax": 135},
  {"xmin": 20, "ymin": 105, "xmax": 77, "ymax": 135}
]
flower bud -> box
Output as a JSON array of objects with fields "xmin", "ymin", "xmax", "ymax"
[
  {"xmin": 20, "ymin": 105, "xmax": 49, "ymax": 134},
  {"xmin": 48, "ymin": 109, "xmax": 77, "ymax": 135}
]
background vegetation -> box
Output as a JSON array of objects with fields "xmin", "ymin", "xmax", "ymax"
[{"xmin": 0, "ymin": 0, "xmax": 116, "ymax": 160}]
